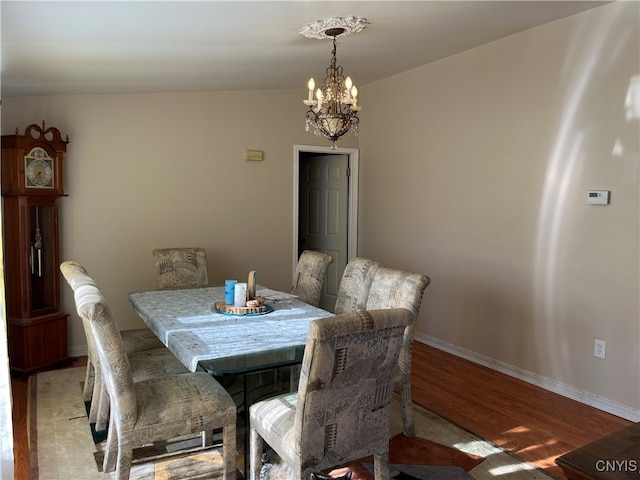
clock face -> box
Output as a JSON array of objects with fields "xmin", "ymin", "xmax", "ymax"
[{"xmin": 25, "ymin": 148, "xmax": 54, "ymax": 188}]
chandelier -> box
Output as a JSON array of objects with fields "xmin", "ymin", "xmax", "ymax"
[{"xmin": 301, "ymin": 17, "xmax": 368, "ymax": 149}]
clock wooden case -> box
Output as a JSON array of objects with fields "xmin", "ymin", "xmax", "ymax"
[{"xmin": 1, "ymin": 122, "xmax": 70, "ymax": 378}]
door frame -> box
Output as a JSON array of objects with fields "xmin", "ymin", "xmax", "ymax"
[{"xmin": 292, "ymin": 144, "xmax": 359, "ymax": 276}]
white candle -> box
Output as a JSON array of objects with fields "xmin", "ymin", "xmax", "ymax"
[
  {"xmin": 307, "ymin": 78, "xmax": 315, "ymax": 102},
  {"xmin": 345, "ymin": 77, "xmax": 353, "ymax": 99},
  {"xmin": 234, "ymin": 282, "xmax": 247, "ymax": 307}
]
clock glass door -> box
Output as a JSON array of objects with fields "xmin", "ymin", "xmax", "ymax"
[{"xmin": 29, "ymin": 202, "xmax": 57, "ymax": 313}]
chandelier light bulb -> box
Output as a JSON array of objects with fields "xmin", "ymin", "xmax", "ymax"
[
  {"xmin": 307, "ymin": 78, "xmax": 315, "ymax": 102},
  {"xmin": 351, "ymin": 85, "xmax": 358, "ymax": 99},
  {"xmin": 345, "ymin": 76, "xmax": 353, "ymax": 97}
]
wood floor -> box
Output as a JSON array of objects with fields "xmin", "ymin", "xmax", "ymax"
[
  {"xmin": 411, "ymin": 342, "xmax": 632, "ymax": 479},
  {"xmin": 10, "ymin": 343, "xmax": 633, "ymax": 480}
]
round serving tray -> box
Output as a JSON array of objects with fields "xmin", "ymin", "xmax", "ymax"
[{"xmin": 213, "ymin": 300, "xmax": 274, "ymax": 316}]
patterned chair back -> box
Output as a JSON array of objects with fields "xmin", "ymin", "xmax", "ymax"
[
  {"xmin": 365, "ymin": 267, "xmax": 430, "ymax": 371},
  {"xmin": 333, "ymin": 257, "xmax": 381, "ymax": 314},
  {"xmin": 366, "ymin": 266, "xmax": 430, "ymax": 436},
  {"xmin": 291, "ymin": 250, "xmax": 333, "ymax": 307},
  {"xmin": 73, "ymin": 283, "xmax": 138, "ymax": 430},
  {"xmin": 60, "ymin": 261, "xmax": 107, "ymax": 424},
  {"xmin": 293, "ymin": 308, "xmax": 413, "ymax": 473},
  {"xmin": 71, "ymin": 282, "xmax": 237, "ymax": 480},
  {"xmin": 60, "ymin": 260, "xmax": 97, "ymax": 290},
  {"xmin": 365, "ymin": 267, "xmax": 430, "ymax": 318},
  {"xmin": 60, "ymin": 264, "xmax": 103, "ymax": 374},
  {"xmin": 152, "ymin": 247, "xmax": 208, "ymax": 289}
]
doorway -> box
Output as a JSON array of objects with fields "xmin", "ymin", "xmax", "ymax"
[{"xmin": 293, "ymin": 145, "xmax": 359, "ymax": 312}]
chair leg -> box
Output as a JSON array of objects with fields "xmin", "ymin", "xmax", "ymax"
[
  {"xmin": 115, "ymin": 443, "xmax": 133, "ymax": 480},
  {"xmin": 88, "ymin": 384, "xmax": 99, "ymax": 424},
  {"xmin": 103, "ymin": 418, "xmax": 118, "ymax": 473},
  {"xmin": 202, "ymin": 430, "xmax": 213, "ymax": 447},
  {"xmin": 88, "ymin": 368, "xmax": 103, "ymax": 424},
  {"xmin": 95, "ymin": 381, "xmax": 110, "ymax": 432},
  {"xmin": 249, "ymin": 427, "xmax": 263, "ymax": 480},
  {"xmin": 400, "ymin": 385, "xmax": 416, "ymax": 437},
  {"xmin": 222, "ymin": 424, "xmax": 237, "ymax": 480},
  {"xmin": 373, "ymin": 451, "xmax": 390, "ymax": 480},
  {"xmin": 83, "ymin": 360, "xmax": 95, "ymax": 402},
  {"xmin": 289, "ymin": 365, "xmax": 301, "ymax": 392}
]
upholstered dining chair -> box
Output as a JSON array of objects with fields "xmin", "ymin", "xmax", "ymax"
[
  {"xmin": 152, "ymin": 247, "xmax": 208, "ymax": 289},
  {"xmin": 365, "ymin": 266, "xmax": 430, "ymax": 437},
  {"xmin": 291, "ymin": 250, "xmax": 333, "ymax": 307},
  {"xmin": 60, "ymin": 261, "xmax": 189, "ymax": 431},
  {"xmin": 249, "ymin": 308, "xmax": 413, "ymax": 480},
  {"xmin": 73, "ymin": 282, "xmax": 237, "ymax": 480},
  {"xmin": 333, "ymin": 257, "xmax": 381, "ymax": 314}
]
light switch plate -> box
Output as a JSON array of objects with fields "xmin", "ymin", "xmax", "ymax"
[{"xmin": 244, "ymin": 150, "xmax": 263, "ymax": 161}]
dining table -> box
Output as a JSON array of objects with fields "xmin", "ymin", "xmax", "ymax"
[{"xmin": 128, "ymin": 284, "xmax": 334, "ymax": 475}]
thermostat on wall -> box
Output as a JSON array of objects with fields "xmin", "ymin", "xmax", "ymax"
[{"xmin": 588, "ymin": 190, "xmax": 609, "ymax": 205}]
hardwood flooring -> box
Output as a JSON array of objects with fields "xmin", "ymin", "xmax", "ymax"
[
  {"xmin": 11, "ymin": 377, "xmax": 29, "ymax": 480},
  {"xmin": 411, "ymin": 342, "xmax": 633, "ymax": 480},
  {"xmin": 10, "ymin": 344, "xmax": 633, "ymax": 480}
]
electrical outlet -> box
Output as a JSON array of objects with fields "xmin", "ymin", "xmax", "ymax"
[{"xmin": 594, "ymin": 339, "xmax": 606, "ymax": 359}]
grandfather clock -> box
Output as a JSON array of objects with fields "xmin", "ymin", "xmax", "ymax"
[{"xmin": 1, "ymin": 122, "xmax": 70, "ymax": 378}]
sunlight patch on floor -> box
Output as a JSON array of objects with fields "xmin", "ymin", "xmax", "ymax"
[
  {"xmin": 502, "ymin": 425, "xmax": 530, "ymax": 435},
  {"xmin": 454, "ymin": 439, "xmax": 503, "ymax": 456},
  {"xmin": 489, "ymin": 462, "xmax": 537, "ymax": 476}
]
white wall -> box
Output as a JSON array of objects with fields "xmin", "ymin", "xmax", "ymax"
[{"xmin": 359, "ymin": 2, "xmax": 639, "ymax": 412}]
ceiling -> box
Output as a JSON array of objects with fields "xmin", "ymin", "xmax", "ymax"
[{"xmin": 1, "ymin": 1, "xmax": 609, "ymax": 98}]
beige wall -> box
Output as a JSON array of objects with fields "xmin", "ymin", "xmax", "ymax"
[
  {"xmin": 1, "ymin": 90, "xmax": 357, "ymax": 353},
  {"xmin": 360, "ymin": 1, "xmax": 639, "ymax": 411},
  {"xmin": 2, "ymin": 2, "xmax": 638, "ymax": 413}
]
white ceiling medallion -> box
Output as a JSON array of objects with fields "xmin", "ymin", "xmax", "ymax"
[{"xmin": 300, "ymin": 16, "xmax": 369, "ymax": 39}]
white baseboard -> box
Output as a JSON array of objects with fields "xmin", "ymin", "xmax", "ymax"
[
  {"xmin": 415, "ymin": 334, "xmax": 640, "ymax": 422},
  {"xmin": 69, "ymin": 335, "xmax": 640, "ymax": 422}
]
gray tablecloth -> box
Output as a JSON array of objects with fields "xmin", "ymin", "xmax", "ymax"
[{"xmin": 129, "ymin": 286, "xmax": 334, "ymax": 371}]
